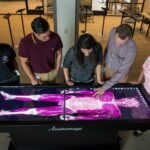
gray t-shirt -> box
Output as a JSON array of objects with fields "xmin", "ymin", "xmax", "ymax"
[{"xmin": 63, "ymin": 44, "xmax": 102, "ymax": 82}]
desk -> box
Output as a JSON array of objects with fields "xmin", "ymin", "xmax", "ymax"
[
  {"xmin": 0, "ymin": 84, "xmax": 150, "ymax": 150},
  {"xmin": 140, "ymin": 13, "xmax": 150, "ymax": 36}
]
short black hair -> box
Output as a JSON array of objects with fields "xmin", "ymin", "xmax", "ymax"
[
  {"xmin": 116, "ymin": 24, "xmax": 133, "ymax": 39},
  {"xmin": 31, "ymin": 17, "xmax": 49, "ymax": 34}
]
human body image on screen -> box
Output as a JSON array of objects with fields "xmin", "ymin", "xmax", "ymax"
[{"xmin": 0, "ymin": 90, "xmax": 139, "ymax": 120}]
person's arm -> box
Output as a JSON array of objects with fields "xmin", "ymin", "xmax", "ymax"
[
  {"xmin": 103, "ymin": 44, "xmax": 137, "ymax": 90},
  {"xmin": 95, "ymin": 45, "xmax": 137, "ymax": 96},
  {"xmin": 96, "ymin": 64, "xmax": 104, "ymax": 84},
  {"xmin": 55, "ymin": 49, "xmax": 62, "ymax": 72},
  {"xmin": 136, "ymin": 57, "xmax": 150, "ymax": 84},
  {"xmin": 18, "ymin": 38, "xmax": 40, "ymax": 85},
  {"xmin": 63, "ymin": 68, "xmax": 74, "ymax": 86},
  {"xmin": 137, "ymin": 69, "xmax": 144, "ymax": 83},
  {"xmin": 55, "ymin": 33, "xmax": 63, "ymax": 72},
  {"xmin": 19, "ymin": 56, "xmax": 40, "ymax": 85},
  {"xmin": 103, "ymin": 28, "xmax": 115, "ymax": 61},
  {"xmin": 63, "ymin": 68, "xmax": 70, "ymax": 82},
  {"xmin": 63, "ymin": 47, "xmax": 75, "ymax": 86}
]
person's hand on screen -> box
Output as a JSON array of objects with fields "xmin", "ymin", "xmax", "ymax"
[
  {"xmin": 66, "ymin": 80, "xmax": 74, "ymax": 86},
  {"xmin": 130, "ymin": 81, "xmax": 139, "ymax": 84},
  {"xmin": 31, "ymin": 79, "xmax": 41, "ymax": 85},
  {"xmin": 93, "ymin": 87, "xmax": 105, "ymax": 99}
]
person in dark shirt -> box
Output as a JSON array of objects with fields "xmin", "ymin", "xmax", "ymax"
[
  {"xmin": 63, "ymin": 34, "xmax": 103, "ymax": 86},
  {"xmin": 0, "ymin": 43, "xmax": 20, "ymax": 85},
  {"xmin": 19, "ymin": 17, "xmax": 63, "ymax": 85}
]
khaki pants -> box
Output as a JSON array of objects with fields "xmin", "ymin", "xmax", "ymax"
[
  {"xmin": 104, "ymin": 65, "xmax": 128, "ymax": 83},
  {"xmin": 36, "ymin": 69, "xmax": 58, "ymax": 83}
]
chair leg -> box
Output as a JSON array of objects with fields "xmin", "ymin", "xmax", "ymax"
[
  {"xmin": 146, "ymin": 24, "xmax": 150, "ymax": 37},
  {"xmin": 140, "ymin": 21, "xmax": 144, "ymax": 31},
  {"xmin": 132, "ymin": 21, "xmax": 137, "ymax": 37}
]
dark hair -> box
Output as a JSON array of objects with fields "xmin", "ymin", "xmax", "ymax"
[
  {"xmin": 76, "ymin": 34, "xmax": 99, "ymax": 65},
  {"xmin": 116, "ymin": 24, "xmax": 132, "ymax": 39},
  {"xmin": 31, "ymin": 17, "xmax": 49, "ymax": 34}
]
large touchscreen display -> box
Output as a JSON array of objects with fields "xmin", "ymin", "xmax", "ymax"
[{"xmin": 0, "ymin": 86, "xmax": 150, "ymax": 122}]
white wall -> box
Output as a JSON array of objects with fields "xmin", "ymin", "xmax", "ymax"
[{"xmin": 55, "ymin": 0, "xmax": 76, "ymax": 60}]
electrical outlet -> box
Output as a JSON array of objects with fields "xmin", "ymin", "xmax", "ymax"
[{"xmin": 64, "ymin": 29, "xmax": 68, "ymax": 34}]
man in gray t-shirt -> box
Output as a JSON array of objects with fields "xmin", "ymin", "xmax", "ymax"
[{"xmin": 95, "ymin": 24, "xmax": 137, "ymax": 96}]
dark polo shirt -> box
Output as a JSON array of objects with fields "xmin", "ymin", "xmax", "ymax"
[{"xmin": 19, "ymin": 32, "xmax": 63, "ymax": 73}]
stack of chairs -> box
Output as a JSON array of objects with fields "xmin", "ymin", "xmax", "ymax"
[
  {"xmin": 80, "ymin": 0, "xmax": 94, "ymax": 23},
  {"xmin": 120, "ymin": 0, "xmax": 143, "ymax": 36}
]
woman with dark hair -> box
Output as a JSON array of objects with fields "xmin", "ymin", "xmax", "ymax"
[{"xmin": 63, "ymin": 34, "xmax": 103, "ymax": 86}]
